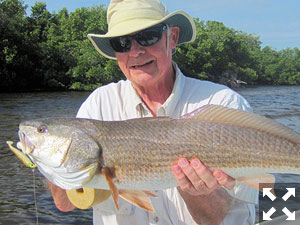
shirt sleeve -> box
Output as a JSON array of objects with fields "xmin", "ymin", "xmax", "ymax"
[
  {"xmin": 209, "ymin": 88, "xmax": 252, "ymax": 112},
  {"xmin": 76, "ymin": 88, "xmax": 103, "ymax": 120}
]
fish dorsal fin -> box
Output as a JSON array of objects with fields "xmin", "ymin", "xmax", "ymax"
[
  {"xmin": 181, "ymin": 104, "xmax": 300, "ymax": 145},
  {"xmin": 119, "ymin": 189, "xmax": 155, "ymax": 212},
  {"xmin": 126, "ymin": 117, "xmax": 173, "ymax": 123}
]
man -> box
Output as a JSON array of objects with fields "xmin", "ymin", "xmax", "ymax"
[{"xmin": 48, "ymin": 0, "xmax": 258, "ymax": 224}]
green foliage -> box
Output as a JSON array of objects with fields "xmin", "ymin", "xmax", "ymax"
[
  {"xmin": 259, "ymin": 47, "xmax": 300, "ymax": 85},
  {"xmin": 1, "ymin": 1, "xmax": 299, "ymax": 92},
  {"xmin": 174, "ymin": 19, "xmax": 262, "ymax": 86}
]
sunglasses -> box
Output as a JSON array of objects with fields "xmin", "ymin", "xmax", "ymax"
[{"xmin": 109, "ymin": 24, "xmax": 168, "ymax": 53}]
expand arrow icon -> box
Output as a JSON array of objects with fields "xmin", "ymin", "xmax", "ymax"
[
  {"xmin": 282, "ymin": 188, "xmax": 295, "ymax": 201},
  {"xmin": 282, "ymin": 207, "xmax": 295, "ymax": 220},
  {"xmin": 263, "ymin": 207, "xmax": 276, "ymax": 220},
  {"xmin": 263, "ymin": 188, "xmax": 276, "ymax": 201}
]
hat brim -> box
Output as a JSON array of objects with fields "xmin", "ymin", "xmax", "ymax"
[{"xmin": 87, "ymin": 10, "xmax": 196, "ymax": 59}]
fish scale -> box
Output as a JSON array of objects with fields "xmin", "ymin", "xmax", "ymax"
[
  {"xmin": 87, "ymin": 116, "xmax": 300, "ymax": 189},
  {"xmin": 11, "ymin": 104, "xmax": 300, "ymax": 211}
]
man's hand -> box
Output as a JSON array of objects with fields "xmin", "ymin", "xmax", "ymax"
[
  {"xmin": 47, "ymin": 180, "xmax": 76, "ymax": 212},
  {"xmin": 172, "ymin": 158, "xmax": 235, "ymax": 195}
]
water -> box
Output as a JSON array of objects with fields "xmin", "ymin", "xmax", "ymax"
[
  {"xmin": 0, "ymin": 86, "xmax": 300, "ymax": 224},
  {"xmin": 0, "ymin": 92, "xmax": 92, "ymax": 225},
  {"xmin": 237, "ymin": 86, "xmax": 300, "ymax": 184},
  {"xmin": 237, "ymin": 86, "xmax": 300, "ymax": 222},
  {"xmin": 237, "ymin": 85, "xmax": 300, "ymax": 134}
]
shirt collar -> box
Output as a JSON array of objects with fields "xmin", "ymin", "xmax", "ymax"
[
  {"xmin": 123, "ymin": 80, "xmax": 144, "ymax": 118},
  {"xmin": 159, "ymin": 62, "xmax": 185, "ymax": 117},
  {"xmin": 124, "ymin": 62, "xmax": 185, "ymax": 118}
]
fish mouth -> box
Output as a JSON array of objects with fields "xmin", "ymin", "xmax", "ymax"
[{"xmin": 18, "ymin": 130, "xmax": 35, "ymax": 154}]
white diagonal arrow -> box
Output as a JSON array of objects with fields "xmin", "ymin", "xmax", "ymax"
[
  {"xmin": 282, "ymin": 207, "xmax": 296, "ymax": 220},
  {"xmin": 263, "ymin": 207, "xmax": 276, "ymax": 220},
  {"xmin": 263, "ymin": 188, "xmax": 276, "ymax": 201},
  {"xmin": 282, "ymin": 188, "xmax": 295, "ymax": 201}
]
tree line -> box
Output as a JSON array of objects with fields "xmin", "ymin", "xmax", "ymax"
[{"xmin": 1, "ymin": 0, "xmax": 300, "ymax": 92}]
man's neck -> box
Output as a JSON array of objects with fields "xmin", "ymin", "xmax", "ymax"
[{"xmin": 133, "ymin": 66, "xmax": 176, "ymax": 116}]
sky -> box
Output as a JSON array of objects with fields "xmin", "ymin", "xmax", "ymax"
[{"xmin": 23, "ymin": 0, "xmax": 300, "ymax": 50}]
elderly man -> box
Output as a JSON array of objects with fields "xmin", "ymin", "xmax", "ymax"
[{"xmin": 48, "ymin": 0, "xmax": 258, "ymax": 224}]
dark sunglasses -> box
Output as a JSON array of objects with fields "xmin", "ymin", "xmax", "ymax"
[{"xmin": 109, "ymin": 24, "xmax": 168, "ymax": 53}]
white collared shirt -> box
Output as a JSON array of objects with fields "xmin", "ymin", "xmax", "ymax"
[{"xmin": 77, "ymin": 63, "xmax": 258, "ymax": 225}]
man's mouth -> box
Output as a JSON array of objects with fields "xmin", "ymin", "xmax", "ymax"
[{"xmin": 131, "ymin": 60, "xmax": 154, "ymax": 69}]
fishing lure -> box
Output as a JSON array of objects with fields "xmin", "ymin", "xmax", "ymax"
[{"xmin": 7, "ymin": 141, "xmax": 37, "ymax": 168}]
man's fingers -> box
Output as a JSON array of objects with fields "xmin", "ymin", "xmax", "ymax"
[
  {"xmin": 178, "ymin": 158, "xmax": 206, "ymax": 189},
  {"xmin": 213, "ymin": 170, "xmax": 236, "ymax": 190},
  {"xmin": 190, "ymin": 159, "xmax": 218, "ymax": 190},
  {"xmin": 172, "ymin": 158, "xmax": 236, "ymax": 196},
  {"xmin": 176, "ymin": 158, "xmax": 218, "ymax": 194},
  {"xmin": 171, "ymin": 164, "xmax": 199, "ymax": 195}
]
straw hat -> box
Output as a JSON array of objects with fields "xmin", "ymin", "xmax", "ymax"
[{"xmin": 87, "ymin": 0, "xmax": 196, "ymax": 59}]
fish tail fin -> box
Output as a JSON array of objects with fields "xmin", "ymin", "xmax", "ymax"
[{"xmin": 119, "ymin": 189, "xmax": 155, "ymax": 212}]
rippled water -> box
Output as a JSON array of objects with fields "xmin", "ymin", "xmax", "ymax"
[
  {"xmin": 237, "ymin": 85, "xmax": 300, "ymax": 134},
  {"xmin": 0, "ymin": 92, "xmax": 91, "ymax": 225},
  {"xmin": 237, "ymin": 86, "xmax": 300, "ymax": 222},
  {"xmin": 0, "ymin": 86, "xmax": 299, "ymax": 224}
]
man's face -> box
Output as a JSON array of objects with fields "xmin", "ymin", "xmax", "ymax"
[{"xmin": 115, "ymin": 26, "xmax": 179, "ymax": 89}]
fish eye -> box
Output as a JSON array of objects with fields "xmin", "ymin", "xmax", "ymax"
[{"xmin": 37, "ymin": 125, "xmax": 47, "ymax": 133}]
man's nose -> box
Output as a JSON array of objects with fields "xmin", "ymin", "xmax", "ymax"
[{"xmin": 129, "ymin": 40, "xmax": 145, "ymax": 57}]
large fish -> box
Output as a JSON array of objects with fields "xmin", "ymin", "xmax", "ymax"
[{"xmin": 9, "ymin": 105, "xmax": 300, "ymax": 211}]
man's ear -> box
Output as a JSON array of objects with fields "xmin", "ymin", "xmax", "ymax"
[{"xmin": 170, "ymin": 26, "xmax": 180, "ymax": 49}]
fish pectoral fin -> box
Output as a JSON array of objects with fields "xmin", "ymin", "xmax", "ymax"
[
  {"xmin": 119, "ymin": 189, "xmax": 155, "ymax": 212},
  {"xmin": 237, "ymin": 174, "xmax": 275, "ymax": 192},
  {"xmin": 143, "ymin": 190, "xmax": 158, "ymax": 197},
  {"xmin": 101, "ymin": 167, "xmax": 120, "ymax": 210}
]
